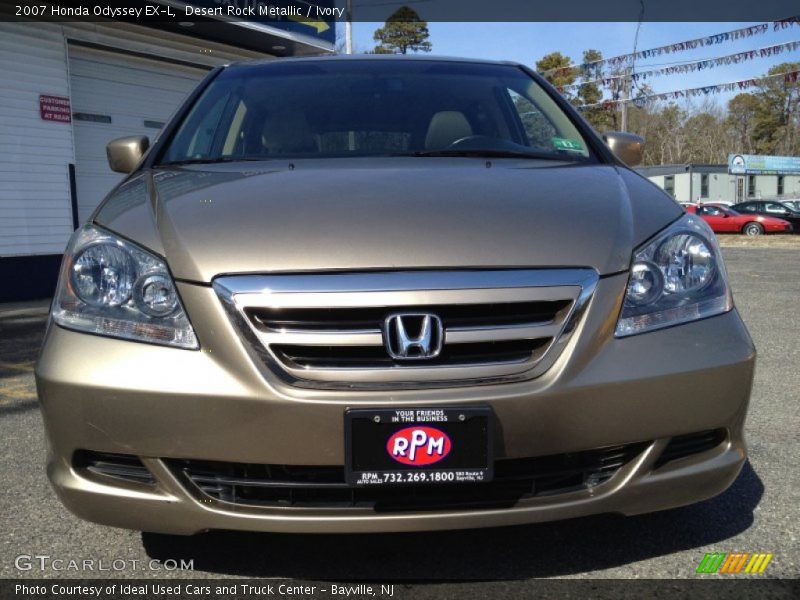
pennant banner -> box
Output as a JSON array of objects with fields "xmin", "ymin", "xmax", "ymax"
[
  {"xmin": 562, "ymin": 40, "xmax": 800, "ymax": 90},
  {"xmin": 575, "ymin": 69, "xmax": 800, "ymax": 111},
  {"xmin": 541, "ymin": 17, "xmax": 799, "ymax": 77}
]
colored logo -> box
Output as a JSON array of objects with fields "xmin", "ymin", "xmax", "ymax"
[
  {"xmin": 696, "ymin": 553, "xmax": 773, "ymax": 574},
  {"xmin": 729, "ymin": 154, "xmax": 746, "ymax": 174},
  {"xmin": 387, "ymin": 426, "xmax": 452, "ymax": 466}
]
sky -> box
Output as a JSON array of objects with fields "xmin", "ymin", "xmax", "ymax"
[{"xmin": 348, "ymin": 21, "xmax": 800, "ymax": 108}]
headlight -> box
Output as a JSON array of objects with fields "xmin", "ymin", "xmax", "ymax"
[
  {"xmin": 52, "ymin": 225, "xmax": 198, "ymax": 349},
  {"xmin": 615, "ymin": 214, "xmax": 733, "ymax": 337}
]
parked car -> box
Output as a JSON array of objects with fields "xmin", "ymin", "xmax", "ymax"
[
  {"xmin": 36, "ymin": 56, "xmax": 755, "ymax": 536},
  {"xmin": 781, "ymin": 199, "xmax": 800, "ymax": 212},
  {"xmin": 687, "ymin": 203, "xmax": 792, "ymax": 235},
  {"xmin": 732, "ymin": 200, "xmax": 800, "ymax": 233}
]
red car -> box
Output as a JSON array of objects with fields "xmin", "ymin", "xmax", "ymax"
[{"xmin": 687, "ymin": 204, "xmax": 792, "ymax": 236}]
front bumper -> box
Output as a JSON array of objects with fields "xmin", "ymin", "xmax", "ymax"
[{"xmin": 36, "ymin": 274, "xmax": 755, "ymax": 535}]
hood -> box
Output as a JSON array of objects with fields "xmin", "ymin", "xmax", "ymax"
[{"xmin": 94, "ymin": 158, "xmax": 682, "ymax": 282}]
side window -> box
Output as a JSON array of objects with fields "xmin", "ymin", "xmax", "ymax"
[
  {"xmin": 765, "ymin": 202, "xmax": 787, "ymax": 214},
  {"xmin": 737, "ymin": 202, "xmax": 755, "ymax": 213},
  {"xmin": 703, "ymin": 206, "xmax": 722, "ymax": 216},
  {"xmin": 507, "ymin": 89, "xmax": 557, "ymax": 148},
  {"xmin": 184, "ymin": 94, "xmax": 230, "ymax": 159}
]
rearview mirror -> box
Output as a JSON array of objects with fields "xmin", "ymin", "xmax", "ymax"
[
  {"xmin": 106, "ymin": 136, "xmax": 150, "ymax": 174},
  {"xmin": 602, "ymin": 131, "xmax": 644, "ymax": 167}
]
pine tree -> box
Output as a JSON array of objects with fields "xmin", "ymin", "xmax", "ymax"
[
  {"xmin": 535, "ymin": 52, "xmax": 577, "ymax": 97},
  {"xmin": 372, "ymin": 6, "xmax": 432, "ymax": 55}
]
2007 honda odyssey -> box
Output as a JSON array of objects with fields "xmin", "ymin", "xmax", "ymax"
[{"xmin": 36, "ymin": 56, "xmax": 755, "ymax": 535}]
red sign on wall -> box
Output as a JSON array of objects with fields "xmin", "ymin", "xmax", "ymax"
[{"xmin": 39, "ymin": 95, "xmax": 72, "ymax": 123}]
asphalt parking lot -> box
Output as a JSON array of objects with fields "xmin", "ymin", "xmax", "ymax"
[{"xmin": 0, "ymin": 238, "xmax": 798, "ymax": 587}]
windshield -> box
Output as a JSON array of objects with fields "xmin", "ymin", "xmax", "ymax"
[{"xmin": 158, "ymin": 60, "xmax": 593, "ymax": 164}]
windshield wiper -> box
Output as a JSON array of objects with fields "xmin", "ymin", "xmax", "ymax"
[
  {"xmin": 158, "ymin": 156, "xmax": 271, "ymax": 167},
  {"xmin": 160, "ymin": 150, "xmax": 582, "ymax": 164},
  {"xmin": 397, "ymin": 149, "xmax": 575, "ymax": 160}
]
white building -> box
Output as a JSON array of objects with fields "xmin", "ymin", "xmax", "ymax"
[
  {"xmin": 637, "ymin": 164, "xmax": 800, "ymax": 205},
  {"xmin": 0, "ymin": 18, "xmax": 331, "ymax": 301}
]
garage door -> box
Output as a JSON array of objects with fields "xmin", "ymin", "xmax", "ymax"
[{"xmin": 69, "ymin": 46, "xmax": 207, "ymax": 221}]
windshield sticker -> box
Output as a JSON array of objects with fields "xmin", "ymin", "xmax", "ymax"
[{"xmin": 552, "ymin": 137, "xmax": 584, "ymax": 152}]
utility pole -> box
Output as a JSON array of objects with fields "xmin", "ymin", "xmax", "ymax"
[
  {"xmin": 345, "ymin": 0, "xmax": 353, "ymax": 54},
  {"xmin": 346, "ymin": 0, "xmax": 354, "ymax": 150},
  {"xmin": 620, "ymin": 66, "xmax": 630, "ymax": 132}
]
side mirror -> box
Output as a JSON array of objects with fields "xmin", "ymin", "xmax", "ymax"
[
  {"xmin": 106, "ymin": 136, "xmax": 150, "ymax": 174},
  {"xmin": 602, "ymin": 131, "xmax": 644, "ymax": 167}
]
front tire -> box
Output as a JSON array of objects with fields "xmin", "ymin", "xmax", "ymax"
[{"xmin": 743, "ymin": 222, "xmax": 763, "ymax": 236}]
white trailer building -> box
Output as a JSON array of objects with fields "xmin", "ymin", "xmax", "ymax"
[
  {"xmin": 637, "ymin": 164, "xmax": 800, "ymax": 205},
  {"xmin": 0, "ymin": 16, "xmax": 332, "ymax": 301}
]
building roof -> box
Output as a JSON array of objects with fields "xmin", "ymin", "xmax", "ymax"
[{"xmin": 636, "ymin": 164, "xmax": 728, "ymax": 176}]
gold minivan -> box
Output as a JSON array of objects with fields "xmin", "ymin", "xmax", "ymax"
[{"xmin": 36, "ymin": 56, "xmax": 754, "ymax": 535}]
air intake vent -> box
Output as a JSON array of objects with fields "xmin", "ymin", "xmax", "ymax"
[
  {"xmin": 655, "ymin": 429, "xmax": 726, "ymax": 468},
  {"xmin": 74, "ymin": 450, "xmax": 155, "ymax": 485},
  {"xmin": 169, "ymin": 442, "xmax": 648, "ymax": 511}
]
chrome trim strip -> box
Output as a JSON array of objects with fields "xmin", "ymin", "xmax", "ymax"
[
  {"xmin": 445, "ymin": 323, "xmax": 562, "ymax": 344},
  {"xmin": 276, "ymin": 357, "xmax": 540, "ymax": 384},
  {"xmin": 251, "ymin": 323, "xmax": 562, "ymax": 347},
  {"xmin": 215, "ymin": 269, "xmax": 596, "ymax": 295},
  {"xmin": 224, "ymin": 287, "xmax": 576, "ymax": 309},
  {"xmin": 256, "ymin": 329, "xmax": 384, "ymax": 346}
]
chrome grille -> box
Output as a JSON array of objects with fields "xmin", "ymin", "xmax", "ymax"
[
  {"xmin": 246, "ymin": 301, "xmax": 572, "ymax": 331},
  {"xmin": 215, "ymin": 269, "xmax": 598, "ymax": 389}
]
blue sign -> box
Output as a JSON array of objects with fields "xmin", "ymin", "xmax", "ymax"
[{"xmin": 728, "ymin": 154, "xmax": 800, "ymax": 175}]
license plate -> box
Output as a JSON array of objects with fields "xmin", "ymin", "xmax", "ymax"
[{"xmin": 345, "ymin": 407, "xmax": 493, "ymax": 486}]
